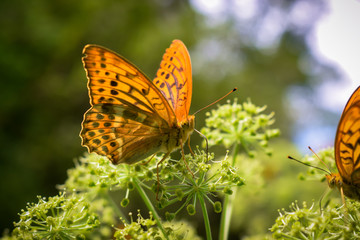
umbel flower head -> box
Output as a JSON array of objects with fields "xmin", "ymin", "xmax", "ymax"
[
  {"xmin": 201, "ymin": 98, "xmax": 280, "ymax": 157},
  {"xmin": 12, "ymin": 193, "xmax": 99, "ymax": 239},
  {"xmin": 271, "ymin": 200, "xmax": 360, "ymax": 239},
  {"xmin": 114, "ymin": 210, "xmax": 201, "ymax": 240}
]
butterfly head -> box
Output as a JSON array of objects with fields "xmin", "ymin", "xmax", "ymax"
[
  {"xmin": 326, "ymin": 172, "xmax": 360, "ymax": 200},
  {"xmin": 180, "ymin": 115, "xmax": 195, "ymax": 139},
  {"xmin": 326, "ymin": 173, "xmax": 342, "ymax": 189},
  {"xmin": 178, "ymin": 115, "xmax": 195, "ymax": 154}
]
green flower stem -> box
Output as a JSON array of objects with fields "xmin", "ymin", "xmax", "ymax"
[
  {"xmin": 219, "ymin": 142, "xmax": 240, "ymax": 240},
  {"xmin": 231, "ymin": 142, "xmax": 240, "ymax": 166},
  {"xmin": 198, "ymin": 193, "xmax": 212, "ymax": 240},
  {"xmin": 133, "ymin": 178, "xmax": 169, "ymax": 240}
]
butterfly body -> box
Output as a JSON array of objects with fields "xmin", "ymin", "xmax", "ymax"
[
  {"xmin": 80, "ymin": 40, "xmax": 194, "ymax": 165},
  {"xmin": 328, "ymin": 86, "xmax": 360, "ymax": 200}
]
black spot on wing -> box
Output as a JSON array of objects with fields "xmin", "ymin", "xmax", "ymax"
[
  {"xmin": 102, "ymin": 145, "xmax": 109, "ymax": 153},
  {"xmin": 102, "ymin": 135, "xmax": 110, "ymax": 140},
  {"xmin": 96, "ymin": 114, "xmax": 104, "ymax": 120},
  {"xmin": 111, "ymin": 90, "xmax": 118, "ymax": 95},
  {"xmin": 101, "ymin": 103, "xmax": 115, "ymax": 114},
  {"xmin": 110, "ymin": 80, "xmax": 118, "ymax": 87}
]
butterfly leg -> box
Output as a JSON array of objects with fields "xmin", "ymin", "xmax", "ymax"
[
  {"xmin": 156, "ymin": 151, "xmax": 171, "ymax": 200},
  {"xmin": 340, "ymin": 186, "xmax": 347, "ymax": 209},
  {"xmin": 339, "ymin": 186, "xmax": 352, "ymax": 221},
  {"xmin": 141, "ymin": 153, "xmax": 156, "ymax": 165},
  {"xmin": 187, "ymin": 136, "xmax": 195, "ymax": 156},
  {"xmin": 180, "ymin": 139, "xmax": 195, "ymax": 178}
]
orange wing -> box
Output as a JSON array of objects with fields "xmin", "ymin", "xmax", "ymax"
[
  {"xmin": 153, "ymin": 40, "xmax": 192, "ymax": 124},
  {"xmin": 80, "ymin": 45, "xmax": 177, "ymax": 164},
  {"xmin": 343, "ymin": 86, "xmax": 360, "ymax": 113},
  {"xmin": 334, "ymin": 86, "xmax": 360, "ymax": 186}
]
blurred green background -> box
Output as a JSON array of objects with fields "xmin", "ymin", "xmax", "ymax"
[{"xmin": 0, "ymin": 0, "xmax": 355, "ymax": 238}]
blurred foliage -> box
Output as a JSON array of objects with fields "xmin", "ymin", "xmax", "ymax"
[{"xmin": 0, "ymin": 0, "xmax": 342, "ymax": 238}]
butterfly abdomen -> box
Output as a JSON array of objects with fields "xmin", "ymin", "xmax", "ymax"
[{"xmin": 342, "ymin": 182, "xmax": 360, "ymax": 200}]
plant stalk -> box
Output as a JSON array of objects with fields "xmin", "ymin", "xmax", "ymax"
[
  {"xmin": 219, "ymin": 143, "xmax": 240, "ymax": 240},
  {"xmin": 199, "ymin": 193, "xmax": 212, "ymax": 240},
  {"xmin": 133, "ymin": 178, "xmax": 169, "ymax": 240}
]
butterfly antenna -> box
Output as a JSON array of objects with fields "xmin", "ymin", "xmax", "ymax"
[
  {"xmin": 308, "ymin": 146, "xmax": 333, "ymax": 173},
  {"xmin": 287, "ymin": 155, "xmax": 331, "ymax": 175},
  {"xmin": 193, "ymin": 88, "xmax": 237, "ymax": 115}
]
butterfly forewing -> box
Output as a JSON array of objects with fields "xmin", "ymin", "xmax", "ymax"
[
  {"xmin": 82, "ymin": 45, "xmax": 176, "ymax": 124},
  {"xmin": 153, "ymin": 40, "xmax": 192, "ymax": 123},
  {"xmin": 81, "ymin": 45, "xmax": 178, "ymax": 164},
  {"xmin": 335, "ymin": 86, "xmax": 360, "ymax": 186}
]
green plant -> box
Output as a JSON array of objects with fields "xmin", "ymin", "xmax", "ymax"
[
  {"xmin": 4, "ymin": 99, "xmax": 279, "ymax": 239},
  {"xmin": 271, "ymin": 199, "xmax": 360, "ymax": 239},
  {"xmin": 271, "ymin": 147, "xmax": 360, "ymax": 239},
  {"xmin": 11, "ymin": 193, "xmax": 99, "ymax": 239}
]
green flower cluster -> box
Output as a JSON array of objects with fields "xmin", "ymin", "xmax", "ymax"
[
  {"xmin": 201, "ymin": 98, "xmax": 280, "ymax": 157},
  {"xmin": 3, "ymin": 99, "xmax": 280, "ymax": 239},
  {"xmin": 158, "ymin": 150, "xmax": 245, "ymax": 217},
  {"xmin": 11, "ymin": 193, "xmax": 99, "ymax": 240},
  {"xmin": 271, "ymin": 200, "xmax": 360, "ymax": 239},
  {"xmin": 113, "ymin": 210, "xmax": 201, "ymax": 240}
]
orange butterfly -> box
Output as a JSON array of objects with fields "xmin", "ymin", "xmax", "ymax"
[
  {"xmin": 327, "ymin": 86, "xmax": 360, "ymax": 201},
  {"xmin": 80, "ymin": 40, "xmax": 194, "ymax": 169}
]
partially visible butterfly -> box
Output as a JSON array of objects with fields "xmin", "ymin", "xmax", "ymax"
[
  {"xmin": 290, "ymin": 86, "xmax": 360, "ymax": 202},
  {"xmin": 327, "ymin": 86, "xmax": 360, "ymax": 201},
  {"xmin": 80, "ymin": 40, "xmax": 194, "ymax": 170}
]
